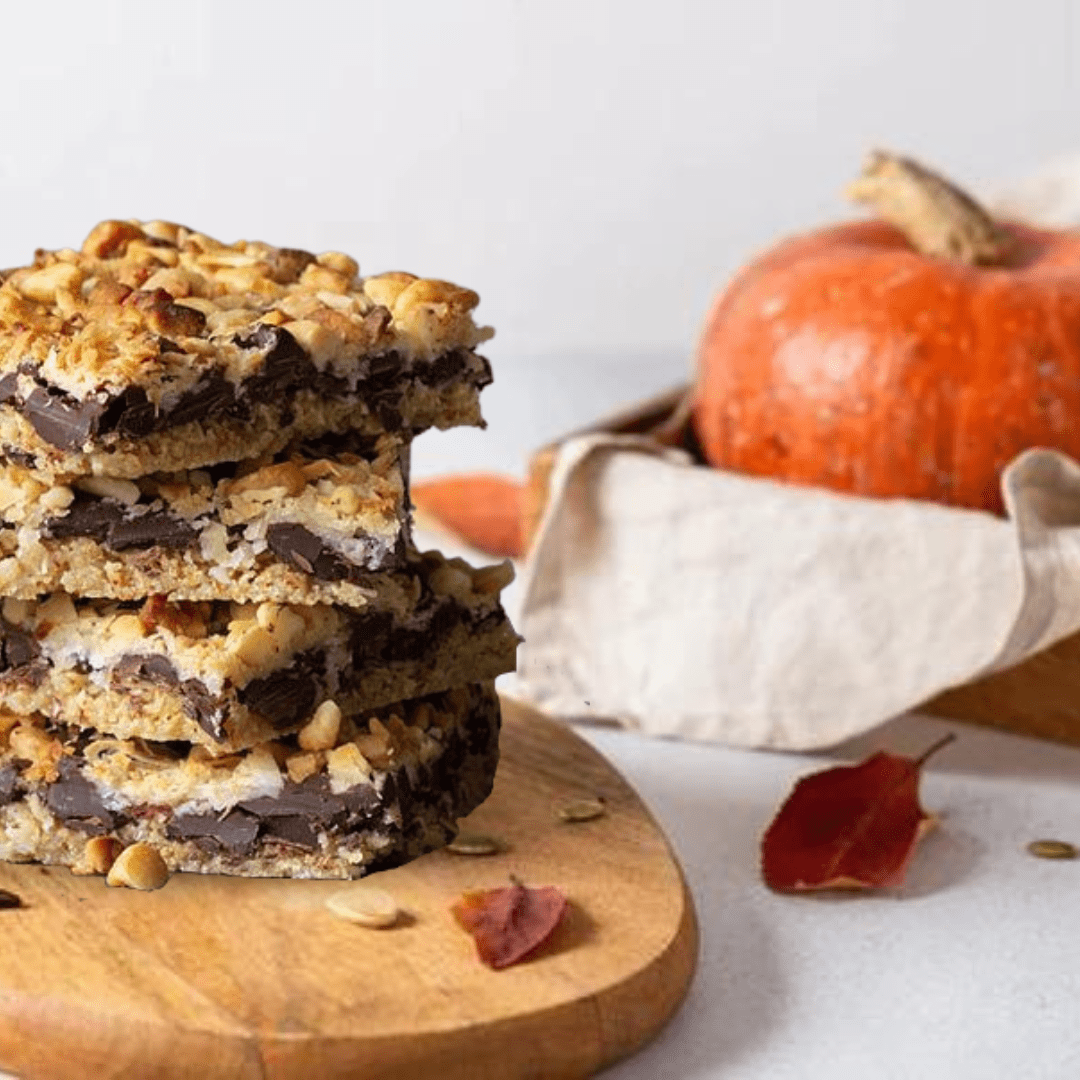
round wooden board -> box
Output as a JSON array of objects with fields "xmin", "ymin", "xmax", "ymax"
[{"xmin": 0, "ymin": 697, "xmax": 697, "ymax": 1080}]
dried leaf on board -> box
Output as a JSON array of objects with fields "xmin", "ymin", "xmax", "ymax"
[
  {"xmin": 452, "ymin": 881, "xmax": 568, "ymax": 969},
  {"xmin": 411, "ymin": 473, "xmax": 525, "ymax": 558},
  {"xmin": 760, "ymin": 734, "xmax": 954, "ymax": 892}
]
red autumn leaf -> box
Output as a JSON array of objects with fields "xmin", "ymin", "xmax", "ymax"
[
  {"xmin": 411, "ymin": 473, "xmax": 525, "ymax": 558},
  {"xmin": 760, "ymin": 734, "xmax": 954, "ymax": 892},
  {"xmin": 452, "ymin": 881, "xmax": 568, "ymax": 969}
]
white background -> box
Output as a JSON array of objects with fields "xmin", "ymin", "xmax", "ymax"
[
  {"xmin": 2, "ymin": 0, "xmax": 1077, "ymax": 383},
  {"xmin": 3, "ymin": 5, "xmax": 1080, "ymax": 1078}
]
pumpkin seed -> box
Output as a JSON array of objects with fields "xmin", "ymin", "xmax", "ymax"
[
  {"xmin": 447, "ymin": 833, "xmax": 503, "ymax": 856},
  {"xmin": 558, "ymin": 799, "xmax": 606, "ymax": 823},
  {"xmin": 325, "ymin": 886, "xmax": 399, "ymax": 928},
  {"xmin": 1026, "ymin": 839, "xmax": 1078, "ymax": 860}
]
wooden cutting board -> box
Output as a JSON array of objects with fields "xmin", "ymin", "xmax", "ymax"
[{"xmin": 0, "ymin": 698, "xmax": 697, "ymax": 1080}]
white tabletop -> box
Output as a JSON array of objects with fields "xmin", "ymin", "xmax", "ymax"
[{"xmin": 416, "ymin": 353, "xmax": 1080, "ymax": 1080}]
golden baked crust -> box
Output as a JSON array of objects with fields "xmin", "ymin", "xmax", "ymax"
[{"xmin": 0, "ymin": 220, "xmax": 493, "ymax": 402}]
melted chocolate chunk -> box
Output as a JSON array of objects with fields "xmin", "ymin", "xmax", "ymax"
[
  {"xmin": 261, "ymin": 815, "xmax": 319, "ymax": 849},
  {"xmin": 43, "ymin": 497, "xmax": 120, "ymax": 542},
  {"xmin": 103, "ymin": 386, "xmax": 156, "ymax": 438},
  {"xmin": 266, "ymin": 523, "xmax": 353, "ymax": 580},
  {"xmin": 111, "ymin": 655, "xmax": 225, "ymax": 740},
  {"xmin": 182, "ymin": 683, "xmax": 226, "ymax": 739},
  {"xmin": 235, "ymin": 325, "xmax": 309, "ymax": 400},
  {"xmin": 162, "ymin": 372, "xmax": 237, "ymax": 429},
  {"xmin": 24, "ymin": 386, "xmax": 109, "ymax": 450},
  {"xmin": 0, "ymin": 889, "xmax": 23, "ymax": 910},
  {"xmin": 239, "ymin": 778, "xmax": 346, "ymax": 824},
  {"xmin": 113, "ymin": 653, "xmax": 180, "ymax": 686},
  {"xmin": 107, "ymin": 510, "xmax": 199, "ymax": 550},
  {"xmin": 0, "ymin": 764, "xmax": 19, "ymax": 806},
  {"xmin": 0, "ymin": 620, "xmax": 38, "ymax": 670},
  {"xmin": 45, "ymin": 758, "xmax": 115, "ymax": 831},
  {"xmin": 238, "ymin": 655, "xmax": 321, "ymax": 729},
  {"xmin": 43, "ymin": 496, "xmax": 198, "ymax": 551},
  {"xmin": 366, "ymin": 602, "xmax": 461, "ymax": 665},
  {"xmin": 168, "ymin": 809, "xmax": 260, "ymax": 855}
]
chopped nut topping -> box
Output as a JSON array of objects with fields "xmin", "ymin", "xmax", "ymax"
[
  {"xmin": 81, "ymin": 836, "xmax": 124, "ymax": 875},
  {"xmin": 0, "ymin": 219, "xmax": 493, "ymax": 404},
  {"xmin": 471, "ymin": 560, "xmax": 515, "ymax": 596},
  {"xmin": 287, "ymin": 750, "xmax": 324, "ymax": 784},
  {"xmin": 82, "ymin": 220, "xmax": 145, "ymax": 259},
  {"xmin": 106, "ymin": 842, "xmax": 170, "ymax": 891},
  {"xmin": 223, "ymin": 460, "xmax": 308, "ymax": 499},
  {"xmin": 326, "ymin": 742, "xmax": 372, "ymax": 790},
  {"xmin": 298, "ymin": 700, "xmax": 343, "ymax": 752},
  {"xmin": 138, "ymin": 596, "xmax": 209, "ymax": 638}
]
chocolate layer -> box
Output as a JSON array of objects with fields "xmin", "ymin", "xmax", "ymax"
[
  {"xmin": 111, "ymin": 654, "xmax": 222, "ymax": 736},
  {"xmin": 44, "ymin": 495, "xmax": 199, "ymax": 551},
  {"xmin": 1, "ymin": 329, "xmax": 483, "ymax": 452},
  {"xmin": 44, "ymin": 757, "xmax": 116, "ymax": 833}
]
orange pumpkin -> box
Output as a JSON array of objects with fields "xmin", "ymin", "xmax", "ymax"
[{"xmin": 691, "ymin": 152, "xmax": 1080, "ymax": 514}]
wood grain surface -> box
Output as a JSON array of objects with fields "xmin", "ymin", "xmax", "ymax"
[{"xmin": 0, "ymin": 698, "xmax": 698, "ymax": 1080}]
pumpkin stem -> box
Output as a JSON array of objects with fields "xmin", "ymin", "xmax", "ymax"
[{"xmin": 846, "ymin": 150, "xmax": 1012, "ymax": 265}]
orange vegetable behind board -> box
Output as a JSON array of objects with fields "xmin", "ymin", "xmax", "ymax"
[
  {"xmin": 411, "ymin": 472, "xmax": 525, "ymax": 558},
  {"xmin": 691, "ymin": 151, "xmax": 1080, "ymax": 514}
]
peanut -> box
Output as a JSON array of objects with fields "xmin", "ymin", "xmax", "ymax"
[{"xmin": 106, "ymin": 843, "xmax": 170, "ymax": 891}]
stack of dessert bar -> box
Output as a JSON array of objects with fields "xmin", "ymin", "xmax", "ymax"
[{"xmin": 0, "ymin": 220, "xmax": 519, "ymax": 880}]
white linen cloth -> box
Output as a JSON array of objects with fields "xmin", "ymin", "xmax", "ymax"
[{"xmin": 508, "ymin": 162, "xmax": 1080, "ymax": 748}]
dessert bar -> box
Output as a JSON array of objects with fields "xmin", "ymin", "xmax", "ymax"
[
  {"xmin": 0, "ymin": 220, "xmax": 493, "ymax": 479},
  {"xmin": 0, "ymin": 554, "xmax": 518, "ymax": 751},
  {"xmin": 0, "ymin": 682, "xmax": 500, "ymax": 879},
  {"xmin": 0, "ymin": 433, "xmax": 414, "ymax": 605}
]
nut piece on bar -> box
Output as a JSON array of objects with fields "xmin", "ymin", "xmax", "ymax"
[
  {"xmin": 0, "ymin": 220, "xmax": 494, "ymax": 479},
  {"xmin": 0, "ymin": 682, "xmax": 501, "ymax": 880},
  {"xmin": 0, "ymin": 553, "xmax": 519, "ymax": 752},
  {"xmin": 0, "ymin": 433, "xmax": 415, "ymax": 604}
]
